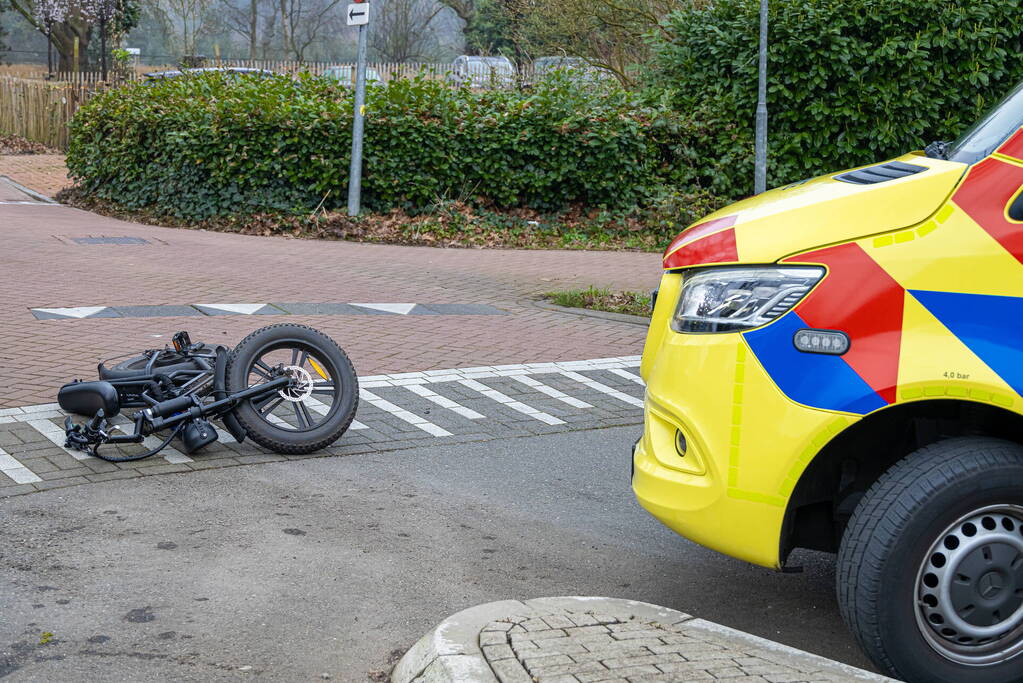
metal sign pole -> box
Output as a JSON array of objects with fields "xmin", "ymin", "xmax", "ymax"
[
  {"xmin": 347, "ymin": 10, "xmax": 369, "ymax": 216},
  {"xmin": 754, "ymin": 0, "xmax": 768, "ymax": 195}
]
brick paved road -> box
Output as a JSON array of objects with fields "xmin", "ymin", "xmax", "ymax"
[
  {"xmin": 0, "ymin": 174, "xmax": 660, "ymax": 408},
  {"xmin": 0, "ymin": 358, "xmax": 644, "ymax": 497}
]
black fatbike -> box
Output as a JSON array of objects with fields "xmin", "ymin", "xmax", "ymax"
[{"xmin": 59, "ymin": 324, "xmax": 359, "ymax": 462}]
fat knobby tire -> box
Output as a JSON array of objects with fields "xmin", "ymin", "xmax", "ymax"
[
  {"xmin": 837, "ymin": 437, "xmax": 1023, "ymax": 683},
  {"xmin": 225, "ymin": 324, "xmax": 358, "ymax": 455}
]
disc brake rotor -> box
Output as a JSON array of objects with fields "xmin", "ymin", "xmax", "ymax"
[{"xmin": 277, "ymin": 364, "xmax": 314, "ymax": 403}]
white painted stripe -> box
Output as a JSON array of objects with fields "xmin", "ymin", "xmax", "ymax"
[
  {"xmin": 26, "ymin": 419, "xmax": 96, "ymax": 461},
  {"xmin": 213, "ymin": 426, "xmax": 237, "ymax": 444},
  {"xmin": 359, "ymin": 389, "xmax": 452, "ymax": 437},
  {"xmin": 559, "ymin": 371, "xmax": 644, "ymax": 408},
  {"xmin": 0, "ymin": 200, "xmax": 62, "ymax": 205},
  {"xmin": 195, "ymin": 303, "xmax": 268, "ymax": 314},
  {"xmin": 351, "ymin": 303, "xmax": 416, "ymax": 315},
  {"xmin": 0, "ymin": 448, "xmax": 42, "ymax": 484},
  {"xmin": 298, "ymin": 396, "xmax": 362, "ymax": 430},
  {"xmin": 457, "ymin": 379, "xmax": 565, "ymax": 425},
  {"xmin": 20, "ymin": 403, "xmax": 61, "ymax": 414},
  {"xmin": 32, "ymin": 306, "xmax": 108, "ymax": 319},
  {"xmin": 608, "ymin": 368, "xmax": 645, "ymax": 385},
  {"xmin": 510, "ymin": 375, "xmax": 592, "ymax": 409},
  {"xmin": 405, "ymin": 384, "xmax": 485, "ymax": 420},
  {"xmin": 13, "ymin": 411, "xmax": 63, "ymax": 422}
]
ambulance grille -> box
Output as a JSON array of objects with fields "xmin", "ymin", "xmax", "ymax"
[{"xmin": 834, "ymin": 161, "xmax": 927, "ymax": 185}]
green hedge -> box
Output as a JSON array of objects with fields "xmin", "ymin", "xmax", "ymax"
[
  {"xmin": 647, "ymin": 0, "xmax": 1023, "ymax": 197},
  {"xmin": 67, "ymin": 73, "xmax": 671, "ymax": 220}
]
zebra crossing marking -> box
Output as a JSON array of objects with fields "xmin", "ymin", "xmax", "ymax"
[
  {"xmin": 457, "ymin": 379, "xmax": 565, "ymax": 426},
  {"xmin": 359, "ymin": 389, "xmax": 452, "ymax": 437},
  {"xmin": 404, "ymin": 384, "xmax": 485, "ymax": 420},
  {"xmin": 0, "ymin": 448, "xmax": 42, "ymax": 484}
]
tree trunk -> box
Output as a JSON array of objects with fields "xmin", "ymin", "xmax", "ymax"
[
  {"xmin": 279, "ymin": 0, "xmax": 289, "ymax": 57},
  {"xmin": 100, "ymin": 18, "xmax": 108, "ymax": 80},
  {"xmin": 51, "ymin": 22, "xmax": 93, "ymax": 71},
  {"xmin": 249, "ymin": 0, "xmax": 258, "ymax": 59}
]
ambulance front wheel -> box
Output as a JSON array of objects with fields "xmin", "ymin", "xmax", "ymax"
[{"xmin": 837, "ymin": 437, "xmax": 1023, "ymax": 683}]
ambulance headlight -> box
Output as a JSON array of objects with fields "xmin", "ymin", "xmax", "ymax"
[{"xmin": 671, "ymin": 266, "xmax": 824, "ymax": 333}]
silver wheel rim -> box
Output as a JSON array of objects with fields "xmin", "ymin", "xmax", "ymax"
[{"xmin": 915, "ymin": 504, "xmax": 1023, "ymax": 666}]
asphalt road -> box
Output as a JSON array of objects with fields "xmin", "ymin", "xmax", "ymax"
[{"xmin": 0, "ymin": 426, "xmax": 872, "ymax": 681}]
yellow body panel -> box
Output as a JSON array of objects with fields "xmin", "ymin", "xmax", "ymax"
[{"xmin": 635, "ymin": 141, "xmax": 1023, "ymax": 569}]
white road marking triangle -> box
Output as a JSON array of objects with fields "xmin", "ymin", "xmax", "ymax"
[
  {"xmin": 351, "ymin": 303, "xmax": 417, "ymax": 315},
  {"xmin": 196, "ymin": 303, "xmax": 268, "ymax": 315},
  {"xmin": 33, "ymin": 306, "xmax": 108, "ymax": 319}
]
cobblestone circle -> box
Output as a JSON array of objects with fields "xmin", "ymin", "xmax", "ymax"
[{"xmin": 481, "ymin": 612, "xmax": 855, "ymax": 682}]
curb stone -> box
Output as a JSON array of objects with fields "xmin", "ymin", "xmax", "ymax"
[
  {"xmin": 391, "ymin": 596, "xmax": 894, "ymax": 683},
  {"xmin": 534, "ymin": 300, "xmax": 650, "ymax": 327}
]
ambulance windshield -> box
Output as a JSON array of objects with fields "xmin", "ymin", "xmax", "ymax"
[{"xmin": 948, "ymin": 79, "xmax": 1023, "ymax": 164}]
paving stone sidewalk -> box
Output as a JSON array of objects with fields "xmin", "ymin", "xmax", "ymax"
[{"xmin": 392, "ymin": 597, "xmax": 892, "ymax": 683}]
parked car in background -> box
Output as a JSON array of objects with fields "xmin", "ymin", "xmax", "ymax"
[
  {"xmin": 144, "ymin": 67, "xmax": 276, "ymax": 81},
  {"xmin": 321, "ymin": 65, "xmax": 383, "ymax": 87},
  {"xmin": 448, "ymin": 56, "xmax": 516, "ymax": 89},
  {"xmin": 532, "ymin": 56, "xmax": 612, "ymax": 84}
]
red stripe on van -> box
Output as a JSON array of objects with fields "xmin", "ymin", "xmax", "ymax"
[
  {"xmin": 662, "ymin": 227, "xmax": 739, "ymax": 269},
  {"xmin": 953, "ymin": 157, "xmax": 1023, "ymax": 265},
  {"xmin": 785, "ymin": 243, "xmax": 905, "ymax": 405}
]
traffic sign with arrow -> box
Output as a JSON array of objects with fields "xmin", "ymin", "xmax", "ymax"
[{"xmin": 346, "ymin": 3, "xmax": 369, "ymax": 25}]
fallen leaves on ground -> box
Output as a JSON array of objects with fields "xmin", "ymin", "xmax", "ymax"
[{"xmin": 0, "ymin": 135, "xmax": 56, "ymax": 155}]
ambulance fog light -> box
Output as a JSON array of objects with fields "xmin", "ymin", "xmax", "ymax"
[
  {"xmin": 675, "ymin": 429, "xmax": 687, "ymax": 457},
  {"xmin": 793, "ymin": 329, "xmax": 850, "ymax": 355}
]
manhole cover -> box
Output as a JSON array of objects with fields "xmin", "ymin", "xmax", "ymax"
[{"xmin": 71, "ymin": 236, "xmax": 150, "ymax": 245}]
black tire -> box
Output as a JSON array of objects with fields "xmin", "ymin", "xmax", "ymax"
[
  {"xmin": 226, "ymin": 324, "xmax": 358, "ymax": 455},
  {"xmin": 837, "ymin": 437, "xmax": 1023, "ymax": 682}
]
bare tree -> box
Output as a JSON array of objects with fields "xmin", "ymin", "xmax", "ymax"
[
  {"xmin": 277, "ymin": 0, "xmax": 342, "ymax": 62},
  {"xmin": 156, "ymin": 0, "xmax": 213, "ymax": 56},
  {"xmin": 508, "ymin": 0, "xmax": 686, "ymax": 85},
  {"xmin": 371, "ymin": 0, "xmax": 446, "ymax": 62},
  {"xmin": 222, "ymin": 0, "xmax": 272, "ymax": 58}
]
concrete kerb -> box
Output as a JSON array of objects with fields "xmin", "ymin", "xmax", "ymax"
[
  {"xmin": 533, "ymin": 300, "xmax": 650, "ymax": 327},
  {"xmin": 390, "ymin": 596, "xmax": 894, "ymax": 682},
  {"xmin": 0, "ymin": 175, "xmax": 57, "ymax": 203}
]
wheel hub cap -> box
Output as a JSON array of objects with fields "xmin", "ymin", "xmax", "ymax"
[{"xmin": 916, "ymin": 505, "xmax": 1023, "ymax": 665}]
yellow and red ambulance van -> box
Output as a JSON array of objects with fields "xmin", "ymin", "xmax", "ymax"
[{"xmin": 634, "ymin": 79, "xmax": 1023, "ymax": 682}]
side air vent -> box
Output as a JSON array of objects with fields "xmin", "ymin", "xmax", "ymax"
[{"xmin": 835, "ymin": 161, "xmax": 927, "ymax": 185}]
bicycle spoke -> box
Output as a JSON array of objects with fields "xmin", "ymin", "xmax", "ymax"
[
  {"xmin": 256, "ymin": 395, "xmax": 284, "ymax": 416},
  {"xmin": 252, "ymin": 359, "xmax": 274, "ymax": 381},
  {"xmin": 295, "ymin": 401, "xmax": 314, "ymax": 429},
  {"xmin": 310, "ymin": 383, "xmax": 336, "ymax": 394}
]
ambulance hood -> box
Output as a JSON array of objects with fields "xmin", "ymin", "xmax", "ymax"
[{"xmin": 662, "ymin": 153, "xmax": 968, "ymax": 269}]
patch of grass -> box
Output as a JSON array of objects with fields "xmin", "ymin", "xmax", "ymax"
[{"xmin": 546, "ymin": 287, "xmax": 651, "ymax": 317}]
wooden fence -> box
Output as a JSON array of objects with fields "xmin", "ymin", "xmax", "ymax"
[
  {"xmin": 0, "ymin": 61, "xmax": 452, "ymax": 83},
  {"xmin": 0, "ymin": 76, "xmax": 99, "ymax": 150}
]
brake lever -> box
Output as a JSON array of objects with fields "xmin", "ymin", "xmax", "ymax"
[{"xmin": 64, "ymin": 410, "xmax": 110, "ymax": 451}]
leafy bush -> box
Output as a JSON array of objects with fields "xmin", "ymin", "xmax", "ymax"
[
  {"xmin": 647, "ymin": 0, "xmax": 1023, "ymax": 197},
  {"xmin": 67, "ymin": 72, "xmax": 672, "ymax": 220}
]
